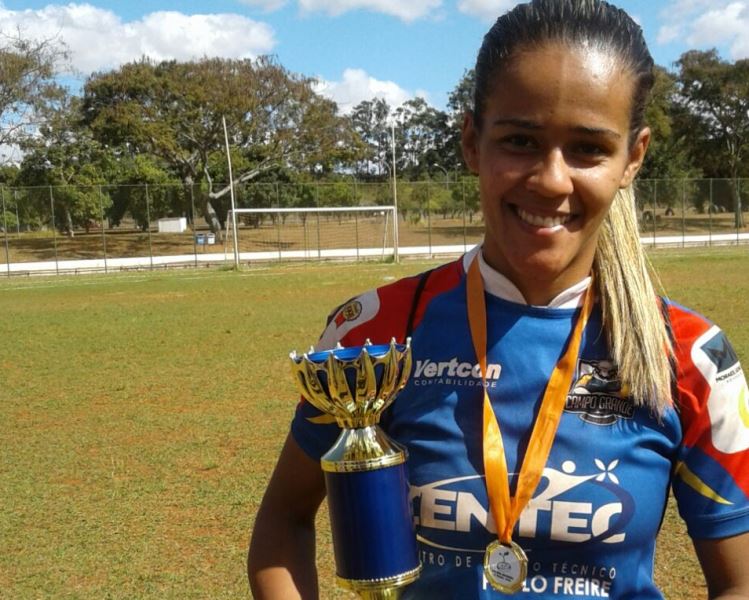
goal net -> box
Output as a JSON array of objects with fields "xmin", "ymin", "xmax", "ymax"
[{"xmin": 224, "ymin": 205, "xmax": 397, "ymax": 261}]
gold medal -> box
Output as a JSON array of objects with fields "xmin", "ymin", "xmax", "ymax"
[
  {"xmin": 467, "ymin": 255, "xmax": 593, "ymax": 595},
  {"xmin": 483, "ymin": 540, "xmax": 528, "ymax": 594}
]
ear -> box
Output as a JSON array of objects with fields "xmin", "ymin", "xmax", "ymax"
[
  {"xmin": 619, "ymin": 127, "xmax": 650, "ymax": 188},
  {"xmin": 461, "ymin": 111, "xmax": 481, "ymax": 175}
]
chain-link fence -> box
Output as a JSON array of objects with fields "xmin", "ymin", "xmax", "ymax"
[
  {"xmin": 1, "ymin": 178, "xmax": 747, "ymax": 275},
  {"xmin": 634, "ymin": 179, "xmax": 749, "ymax": 244}
]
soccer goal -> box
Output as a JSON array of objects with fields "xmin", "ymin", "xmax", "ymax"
[{"xmin": 224, "ymin": 205, "xmax": 398, "ymax": 262}]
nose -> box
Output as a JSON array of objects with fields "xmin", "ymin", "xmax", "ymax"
[{"xmin": 526, "ymin": 148, "xmax": 574, "ymax": 198}]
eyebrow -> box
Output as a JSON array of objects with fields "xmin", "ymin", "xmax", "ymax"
[{"xmin": 490, "ymin": 118, "xmax": 622, "ymax": 140}]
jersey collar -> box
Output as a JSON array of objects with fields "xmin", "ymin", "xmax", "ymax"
[{"xmin": 462, "ymin": 245, "xmax": 591, "ymax": 309}]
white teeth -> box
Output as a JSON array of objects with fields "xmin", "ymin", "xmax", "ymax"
[{"xmin": 517, "ymin": 207, "xmax": 571, "ymax": 228}]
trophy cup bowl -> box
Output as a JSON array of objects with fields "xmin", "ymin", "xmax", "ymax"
[{"xmin": 289, "ymin": 338, "xmax": 421, "ymax": 599}]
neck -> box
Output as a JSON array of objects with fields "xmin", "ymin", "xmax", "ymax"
[
  {"xmin": 479, "ymin": 248, "xmax": 593, "ymax": 306},
  {"xmin": 520, "ymin": 282, "xmax": 574, "ymax": 306}
]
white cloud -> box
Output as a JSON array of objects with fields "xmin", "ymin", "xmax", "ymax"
[
  {"xmin": 237, "ymin": 0, "xmax": 289, "ymax": 11},
  {"xmin": 659, "ymin": 0, "xmax": 717, "ymax": 20},
  {"xmin": 298, "ymin": 0, "xmax": 441, "ymax": 22},
  {"xmin": 313, "ymin": 68, "xmax": 416, "ymax": 112},
  {"xmin": 658, "ymin": 0, "xmax": 749, "ymax": 59},
  {"xmin": 0, "ymin": 4, "xmax": 276, "ymax": 75},
  {"xmin": 657, "ymin": 24, "xmax": 681, "ymax": 45},
  {"xmin": 686, "ymin": 2, "xmax": 747, "ymax": 46},
  {"xmin": 456, "ymin": 0, "xmax": 521, "ymax": 22}
]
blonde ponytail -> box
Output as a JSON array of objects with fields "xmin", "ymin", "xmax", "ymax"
[{"xmin": 593, "ymin": 186, "xmax": 674, "ymax": 414}]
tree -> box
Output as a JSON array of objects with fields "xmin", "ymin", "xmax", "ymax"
[
  {"xmin": 640, "ymin": 67, "xmax": 698, "ymax": 181},
  {"xmin": 452, "ymin": 175, "xmax": 480, "ymax": 223},
  {"xmin": 635, "ymin": 66, "xmax": 701, "ymax": 216},
  {"xmin": 446, "ymin": 69, "xmax": 476, "ymax": 176},
  {"xmin": 447, "ymin": 69, "xmax": 475, "ymax": 120},
  {"xmin": 675, "ymin": 50, "xmax": 749, "ymax": 226},
  {"xmin": 81, "ymin": 56, "xmax": 361, "ymax": 234},
  {"xmin": 350, "ymin": 98, "xmax": 392, "ymax": 178},
  {"xmin": 393, "ymin": 97, "xmax": 454, "ymax": 179},
  {"xmin": 17, "ymin": 94, "xmax": 112, "ymax": 235},
  {"xmin": 0, "ymin": 31, "xmax": 67, "ymax": 161},
  {"xmin": 107, "ymin": 154, "xmax": 178, "ymax": 230}
]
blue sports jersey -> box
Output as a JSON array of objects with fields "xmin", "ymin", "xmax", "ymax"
[{"xmin": 291, "ymin": 250, "xmax": 749, "ymax": 599}]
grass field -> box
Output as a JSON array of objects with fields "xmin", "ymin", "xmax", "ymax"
[{"xmin": 1, "ymin": 247, "xmax": 748, "ymax": 599}]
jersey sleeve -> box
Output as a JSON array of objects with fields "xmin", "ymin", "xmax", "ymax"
[
  {"xmin": 289, "ymin": 259, "xmax": 465, "ymax": 461},
  {"xmin": 668, "ymin": 302, "xmax": 749, "ymax": 539},
  {"xmin": 289, "ymin": 275, "xmax": 420, "ymax": 461}
]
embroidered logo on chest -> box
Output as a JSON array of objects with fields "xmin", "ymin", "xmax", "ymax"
[{"xmin": 565, "ymin": 359, "xmax": 634, "ymax": 426}]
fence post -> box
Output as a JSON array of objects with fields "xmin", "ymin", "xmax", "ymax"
[
  {"xmin": 315, "ymin": 183, "xmax": 321, "ymax": 260},
  {"xmin": 145, "ymin": 183, "xmax": 154, "ymax": 270},
  {"xmin": 461, "ymin": 179, "xmax": 468, "ymax": 253},
  {"xmin": 2, "ymin": 187, "xmax": 10, "ymax": 277},
  {"xmin": 98, "ymin": 185, "xmax": 108, "ymax": 273},
  {"xmin": 49, "ymin": 186, "xmax": 59, "ymax": 275},
  {"xmin": 275, "ymin": 183, "xmax": 282, "ymax": 261},
  {"xmin": 13, "ymin": 190, "xmax": 20, "ymax": 238},
  {"xmin": 652, "ymin": 180, "xmax": 657, "ymax": 246},
  {"xmin": 708, "ymin": 179, "xmax": 713, "ymax": 246},
  {"xmin": 426, "ymin": 183, "xmax": 433, "ymax": 257},
  {"xmin": 352, "ymin": 179, "xmax": 359, "ymax": 261},
  {"xmin": 737, "ymin": 178, "xmax": 742, "ymax": 245},
  {"xmin": 681, "ymin": 179, "xmax": 686, "ymax": 248},
  {"xmin": 189, "ymin": 184, "xmax": 198, "ymax": 267},
  {"xmin": 355, "ymin": 208, "xmax": 360, "ymax": 261}
]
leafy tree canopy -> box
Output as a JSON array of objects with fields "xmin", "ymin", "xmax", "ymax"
[
  {"xmin": 640, "ymin": 66, "xmax": 699, "ymax": 180},
  {"xmin": 0, "ymin": 30, "xmax": 68, "ymax": 161},
  {"xmin": 81, "ymin": 56, "xmax": 364, "ymax": 231},
  {"xmin": 675, "ymin": 49, "xmax": 749, "ymax": 180}
]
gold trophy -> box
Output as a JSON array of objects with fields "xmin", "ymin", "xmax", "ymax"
[{"xmin": 289, "ymin": 338, "xmax": 421, "ymax": 599}]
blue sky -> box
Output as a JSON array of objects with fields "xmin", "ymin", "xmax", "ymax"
[{"xmin": 2, "ymin": 1, "xmax": 748, "ymax": 111}]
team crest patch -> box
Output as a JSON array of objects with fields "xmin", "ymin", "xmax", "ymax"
[
  {"xmin": 565, "ymin": 359, "xmax": 634, "ymax": 426},
  {"xmin": 334, "ymin": 300, "xmax": 363, "ymax": 327}
]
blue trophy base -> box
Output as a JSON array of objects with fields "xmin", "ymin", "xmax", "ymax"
[{"xmin": 325, "ymin": 461, "xmax": 420, "ymax": 587}]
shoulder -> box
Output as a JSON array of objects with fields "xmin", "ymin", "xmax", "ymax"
[
  {"xmin": 316, "ymin": 257, "xmax": 466, "ymax": 350},
  {"xmin": 662, "ymin": 299, "xmax": 715, "ymax": 347},
  {"xmin": 663, "ymin": 299, "xmax": 749, "ymax": 454},
  {"xmin": 663, "ymin": 299, "xmax": 733, "ymax": 383},
  {"xmin": 664, "ymin": 300, "xmax": 749, "ymax": 539}
]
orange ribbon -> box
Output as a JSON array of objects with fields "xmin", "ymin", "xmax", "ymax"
[{"xmin": 466, "ymin": 256, "xmax": 594, "ymax": 545}]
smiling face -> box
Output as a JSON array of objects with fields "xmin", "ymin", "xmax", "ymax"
[{"xmin": 462, "ymin": 42, "xmax": 650, "ymax": 305}]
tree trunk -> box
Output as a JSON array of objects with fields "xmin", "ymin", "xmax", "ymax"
[
  {"xmin": 204, "ymin": 198, "xmax": 223, "ymax": 241},
  {"xmin": 65, "ymin": 207, "xmax": 75, "ymax": 237}
]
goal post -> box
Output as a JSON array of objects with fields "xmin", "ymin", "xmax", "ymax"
[{"xmin": 224, "ymin": 205, "xmax": 398, "ymax": 262}]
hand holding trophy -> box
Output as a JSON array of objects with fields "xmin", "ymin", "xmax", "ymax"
[{"xmin": 289, "ymin": 339, "xmax": 421, "ymax": 599}]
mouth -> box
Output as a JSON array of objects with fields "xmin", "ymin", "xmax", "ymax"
[{"xmin": 515, "ymin": 206, "xmax": 574, "ymax": 230}]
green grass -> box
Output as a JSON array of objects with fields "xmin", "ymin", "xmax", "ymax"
[{"xmin": 1, "ymin": 247, "xmax": 747, "ymax": 599}]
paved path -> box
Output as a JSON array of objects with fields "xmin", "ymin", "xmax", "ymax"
[{"xmin": 1, "ymin": 233, "xmax": 748, "ymax": 276}]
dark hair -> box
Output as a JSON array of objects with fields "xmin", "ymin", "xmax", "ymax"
[{"xmin": 472, "ymin": 0, "xmax": 654, "ymax": 143}]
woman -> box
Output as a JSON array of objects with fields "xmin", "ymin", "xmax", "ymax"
[{"xmin": 248, "ymin": 1, "xmax": 749, "ymax": 597}]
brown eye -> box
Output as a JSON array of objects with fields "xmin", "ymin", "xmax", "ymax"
[
  {"xmin": 501, "ymin": 135, "xmax": 538, "ymax": 151},
  {"xmin": 573, "ymin": 142, "xmax": 606, "ymax": 156}
]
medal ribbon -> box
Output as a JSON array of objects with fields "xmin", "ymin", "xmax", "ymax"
[{"xmin": 467, "ymin": 256, "xmax": 594, "ymax": 545}]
